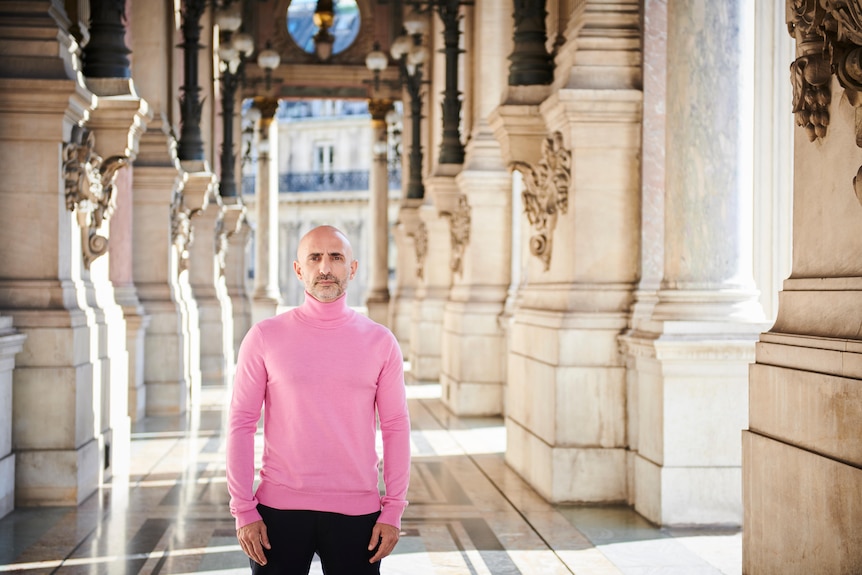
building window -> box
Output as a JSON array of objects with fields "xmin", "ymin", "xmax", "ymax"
[{"xmin": 315, "ymin": 142, "xmax": 334, "ymax": 184}]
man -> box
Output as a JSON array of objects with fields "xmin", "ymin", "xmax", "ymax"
[{"xmin": 226, "ymin": 225, "xmax": 411, "ymax": 574}]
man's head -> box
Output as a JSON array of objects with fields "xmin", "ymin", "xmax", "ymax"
[{"xmin": 293, "ymin": 225, "xmax": 358, "ymax": 302}]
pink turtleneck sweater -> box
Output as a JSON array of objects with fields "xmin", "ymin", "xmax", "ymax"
[{"xmin": 226, "ymin": 292, "xmax": 410, "ymax": 530}]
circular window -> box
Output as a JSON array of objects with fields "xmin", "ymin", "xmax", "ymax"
[{"xmin": 287, "ymin": 0, "xmax": 360, "ymax": 56}]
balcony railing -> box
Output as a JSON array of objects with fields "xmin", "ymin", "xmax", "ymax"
[{"xmin": 242, "ymin": 169, "xmax": 401, "ymax": 195}]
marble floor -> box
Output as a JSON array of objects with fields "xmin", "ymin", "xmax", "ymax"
[{"xmin": 0, "ymin": 383, "xmax": 741, "ymax": 574}]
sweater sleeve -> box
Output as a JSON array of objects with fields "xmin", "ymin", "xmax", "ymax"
[
  {"xmin": 374, "ymin": 334, "xmax": 411, "ymax": 529},
  {"xmin": 226, "ymin": 323, "xmax": 267, "ymax": 529}
]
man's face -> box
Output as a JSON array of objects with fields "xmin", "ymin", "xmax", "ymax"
[{"xmin": 293, "ymin": 227, "xmax": 358, "ymax": 302}]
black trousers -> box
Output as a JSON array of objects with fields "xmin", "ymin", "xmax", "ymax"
[{"xmin": 251, "ymin": 504, "xmax": 382, "ymax": 575}]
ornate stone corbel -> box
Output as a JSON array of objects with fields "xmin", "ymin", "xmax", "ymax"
[
  {"xmin": 788, "ymin": 0, "xmax": 862, "ymax": 204},
  {"xmin": 170, "ymin": 189, "xmax": 193, "ymax": 274},
  {"xmin": 511, "ymin": 131, "xmax": 571, "ymax": 271},
  {"xmin": 447, "ymin": 194, "xmax": 471, "ymax": 276},
  {"xmin": 63, "ymin": 126, "xmax": 128, "ymax": 269},
  {"xmin": 411, "ymin": 221, "xmax": 428, "ymax": 280}
]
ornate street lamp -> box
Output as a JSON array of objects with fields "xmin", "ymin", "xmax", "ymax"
[
  {"xmin": 390, "ymin": 16, "xmax": 429, "ymax": 200},
  {"xmin": 404, "ymin": 0, "xmax": 473, "ymax": 165},
  {"xmin": 216, "ymin": 3, "xmax": 253, "ymax": 198},
  {"xmin": 256, "ymin": 42, "xmax": 281, "ymax": 93},
  {"xmin": 313, "ymin": 0, "xmax": 336, "ymax": 61}
]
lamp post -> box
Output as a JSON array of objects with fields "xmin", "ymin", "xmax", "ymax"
[
  {"xmin": 391, "ymin": 17, "xmax": 429, "ymax": 200},
  {"xmin": 216, "ymin": 4, "xmax": 253, "ymax": 198},
  {"xmin": 256, "ymin": 42, "xmax": 281, "ymax": 93},
  {"xmin": 313, "ymin": 0, "xmax": 336, "ymax": 61},
  {"xmin": 177, "ymin": 0, "xmax": 208, "ymax": 162},
  {"xmin": 405, "ymin": 0, "xmax": 472, "ymax": 165}
]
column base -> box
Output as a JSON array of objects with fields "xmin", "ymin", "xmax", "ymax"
[
  {"xmin": 634, "ymin": 454, "xmax": 742, "ymax": 526},
  {"xmin": 441, "ymin": 300, "xmax": 506, "ymax": 416},
  {"xmin": 506, "ymin": 418, "xmax": 627, "ymax": 503},
  {"xmin": 142, "ymin": 297, "xmax": 191, "ymax": 416},
  {"xmin": 407, "ymin": 291, "xmax": 445, "ymax": 384},
  {"xmin": 743, "ymin": 431, "xmax": 862, "ymax": 574},
  {"xmin": 252, "ymin": 295, "xmax": 281, "ymax": 325},
  {"xmin": 365, "ymin": 289, "xmax": 390, "ymax": 328},
  {"xmin": 0, "ymin": 453, "xmax": 13, "ymax": 518},
  {"xmin": 15, "ymin": 439, "xmax": 100, "ymax": 506}
]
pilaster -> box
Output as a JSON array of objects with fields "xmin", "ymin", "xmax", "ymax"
[
  {"xmin": 441, "ymin": 130, "xmax": 511, "ymax": 415},
  {"xmin": 390, "ymin": 199, "xmax": 423, "ymax": 358},
  {"xmin": 222, "ymin": 199, "xmax": 252, "ymax": 357},
  {"xmin": 745, "ymin": 1, "xmax": 862, "ymax": 570},
  {"xmin": 0, "ymin": 317, "xmax": 26, "ymax": 518},
  {"xmin": 84, "ymin": 83, "xmax": 147, "ymax": 462},
  {"xmin": 0, "ymin": 7, "xmax": 105, "ymax": 506},
  {"xmin": 133, "ymin": 116, "xmax": 196, "ymax": 416},
  {"xmin": 409, "ymin": 168, "xmax": 458, "ymax": 384},
  {"xmin": 503, "ymin": 77, "xmax": 642, "ymax": 504},
  {"xmin": 186, "ymin": 178, "xmax": 234, "ymax": 390}
]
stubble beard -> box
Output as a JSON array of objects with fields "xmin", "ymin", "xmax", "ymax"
[{"xmin": 310, "ymin": 274, "xmax": 345, "ymax": 302}]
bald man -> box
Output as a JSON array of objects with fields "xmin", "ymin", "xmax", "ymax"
[{"xmin": 226, "ymin": 225, "xmax": 411, "ymax": 574}]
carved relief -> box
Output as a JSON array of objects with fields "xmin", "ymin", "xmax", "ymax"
[
  {"xmin": 448, "ymin": 194, "xmax": 471, "ymax": 276},
  {"xmin": 787, "ymin": 0, "xmax": 862, "ymax": 204},
  {"xmin": 511, "ymin": 131, "xmax": 571, "ymax": 271},
  {"xmin": 215, "ymin": 213, "xmax": 229, "ymax": 277},
  {"xmin": 171, "ymin": 189, "xmax": 193, "ymax": 274},
  {"xmin": 63, "ymin": 126, "xmax": 128, "ymax": 269},
  {"xmin": 411, "ymin": 221, "xmax": 428, "ymax": 280}
]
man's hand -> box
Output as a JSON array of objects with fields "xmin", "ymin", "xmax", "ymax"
[
  {"xmin": 237, "ymin": 520, "xmax": 271, "ymax": 566},
  {"xmin": 368, "ymin": 522, "xmax": 400, "ymax": 563}
]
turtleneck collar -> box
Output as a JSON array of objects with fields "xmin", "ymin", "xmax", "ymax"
[{"xmin": 295, "ymin": 291, "xmax": 353, "ymax": 328}]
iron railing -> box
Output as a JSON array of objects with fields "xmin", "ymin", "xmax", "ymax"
[{"xmin": 242, "ymin": 169, "xmax": 401, "ymax": 195}]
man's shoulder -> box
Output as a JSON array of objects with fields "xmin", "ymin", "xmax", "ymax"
[{"xmin": 252, "ymin": 309, "xmax": 300, "ymax": 333}]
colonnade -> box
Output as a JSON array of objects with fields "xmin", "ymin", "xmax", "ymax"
[{"xmin": 1, "ymin": 1, "xmax": 860, "ymax": 572}]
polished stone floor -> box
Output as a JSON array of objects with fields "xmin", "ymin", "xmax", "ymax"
[{"xmin": 0, "ymin": 384, "xmax": 741, "ymax": 574}]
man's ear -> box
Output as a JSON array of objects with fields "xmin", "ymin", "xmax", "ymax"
[
  {"xmin": 293, "ymin": 260, "xmax": 302, "ymax": 279},
  {"xmin": 350, "ymin": 259, "xmax": 358, "ymax": 279}
]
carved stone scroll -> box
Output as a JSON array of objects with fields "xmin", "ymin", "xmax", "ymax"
[
  {"xmin": 448, "ymin": 194, "xmax": 472, "ymax": 276},
  {"xmin": 63, "ymin": 126, "xmax": 128, "ymax": 269},
  {"xmin": 410, "ymin": 221, "xmax": 428, "ymax": 280},
  {"xmin": 788, "ymin": 0, "xmax": 862, "ymax": 204},
  {"xmin": 170, "ymin": 189, "xmax": 193, "ymax": 274},
  {"xmin": 511, "ymin": 131, "xmax": 571, "ymax": 271}
]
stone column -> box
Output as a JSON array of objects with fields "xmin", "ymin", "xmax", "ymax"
[
  {"xmin": 441, "ymin": 0, "xmax": 513, "ymax": 415},
  {"xmin": 0, "ymin": 4, "xmax": 104, "ymax": 506},
  {"xmin": 366, "ymin": 99, "xmax": 393, "ymax": 326},
  {"xmin": 0, "ymin": 317, "xmax": 25, "ymax": 518},
  {"xmin": 744, "ymin": 3, "xmax": 862, "ymax": 572},
  {"xmin": 82, "ymin": 86, "xmax": 147, "ymax": 479},
  {"xmin": 131, "ymin": 0, "xmax": 198, "ymax": 417},
  {"xmin": 251, "ymin": 98, "xmax": 283, "ymax": 323},
  {"xmin": 503, "ymin": 1, "xmax": 642, "ymax": 505},
  {"xmin": 410, "ymin": 169, "xmax": 459, "ymax": 384},
  {"xmin": 617, "ymin": 0, "xmax": 667, "ymax": 508},
  {"xmin": 628, "ymin": 0, "xmax": 766, "ymax": 526},
  {"xmin": 390, "ymin": 200, "xmax": 422, "ymax": 356},
  {"xmin": 222, "ymin": 200, "xmax": 252, "ymax": 356},
  {"xmin": 184, "ymin": 172, "xmax": 233, "ymax": 391}
]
